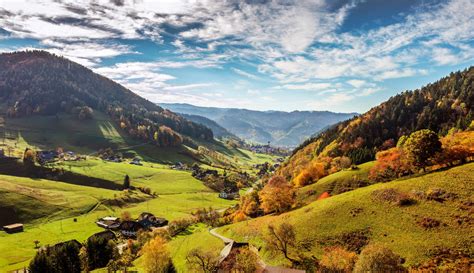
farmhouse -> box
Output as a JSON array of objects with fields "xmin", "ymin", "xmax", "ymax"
[
  {"xmin": 88, "ymin": 230, "xmax": 116, "ymax": 242},
  {"xmin": 2, "ymin": 223, "xmax": 23, "ymax": 234},
  {"xmin": 96, "ymin": 216, "xmax": 120, "ymax": 230},
  {"xmin": 36, "ymin": 150, "xmax": 59, "ymax": 164},
  {"xmin": 119, "ymin": 220, "xmax": 144, "ymax": 238},
  {"xmin": 130, "ymin": 158, "xmax": 143, "ymax": 166},
  {"xmin": 138, "ymin": 212, "xmax": 168, "ymax": 228},
  {"xmin": 219, "ymin": 191, "xmax": 239, "ymax": 200}
]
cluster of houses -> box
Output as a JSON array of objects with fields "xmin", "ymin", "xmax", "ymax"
[
  {"xmin": 96, "ymin": 212, "xmax": 168, "ymax": 238},
  {"xmin": 36, "ymin": 150, "xmax": 82, "ymax": 164}
]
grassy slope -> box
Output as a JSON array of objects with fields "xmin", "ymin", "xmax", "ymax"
[
  {"xmin": 296, "ymin": 161, "xmax": 374, "ymax": 204},
  {"xmin": 0, "ymin": 160, "xmax": 236, "ymax": 272},
  {"xmin": 218, "ymin": 163, "xmax": 474, "ymax": 267}
]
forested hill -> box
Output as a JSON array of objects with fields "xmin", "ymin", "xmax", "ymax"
[
  {"xmin": 281, "ymin": 67, "xmax": 473, "ymax": 179},
  {"xmin": 0, "ymin": 51, "xmax": 213, "ymax": 146}
]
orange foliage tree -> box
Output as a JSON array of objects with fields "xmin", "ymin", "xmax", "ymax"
[
  {"xmin": 438, "ymin": 131, "xmax": 474, "ymax": 166},
  {"xmin": 294, "ymin": 162, "xmax": 326, "ymax": 187},
  {"xmin": 368, "ymin": 147, "xmax": 412, "ymax": 182},
  {"xmin": 259, "ymin": 176, "xmax": 295, "ymax": 214}
]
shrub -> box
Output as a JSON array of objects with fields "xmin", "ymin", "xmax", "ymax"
[
  {"xmin": 354, "ymin": 244, "xmax": 405, "ymax": 273},
  {"xmin": 317, "ymin": 192, "xmax": 331, "ymax": 200},
  {"xmin": 372, "ymin": 188, "xmax": 416, "ymax": 206},
  {"xmin": 320, "ymin": 246, "xmax": 357, "ymax": 272}
]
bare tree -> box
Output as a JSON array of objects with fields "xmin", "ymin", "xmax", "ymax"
[{"xmin": 186, "ymin": 248, "xmax": 219, "ymax": 273}]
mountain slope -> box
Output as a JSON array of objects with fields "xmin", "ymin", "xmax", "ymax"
[
  {"xmin": 0, "ymin": 51, "xmax": 213, "ymax": 148},
  {"xmin": 280, "ymin": 67, "xmax": 474, "ymax": 179},
  {"xmin": 178, "ymin": 113, "xmax": 238, "ymax": 140},
  {"xmin": 219, "ymin": 163, "xmax": 474, "ymax": 268},
  {"xmin": 160, "ymin": 103, "xmax": 356, "ymax": 147}
]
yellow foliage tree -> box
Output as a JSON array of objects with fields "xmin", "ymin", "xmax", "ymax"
[
  {"xmin": 259, "ymin": 176, "xmax": 295, "ymax": 214},
  {"xmin": 141, "ymin": 236, "xmax": 172, "ymax": 273}
]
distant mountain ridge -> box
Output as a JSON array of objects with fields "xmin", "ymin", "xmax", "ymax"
[{"xmin": 160, "ymin": 103, "xmax": 357, "ymax": 147}]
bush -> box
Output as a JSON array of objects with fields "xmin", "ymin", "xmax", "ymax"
[
  {"xmin": 372, "ymin": 188, "xmax": 416, "ymax": 206},
  {"xmin": 320, "ymin": 246, "xmax": 357, "ymax": 272},
  {"xmin": 354, "ymin": 244, "xmax": 405, "ymax": 273}
]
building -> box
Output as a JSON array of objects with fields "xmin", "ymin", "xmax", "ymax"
[
  {"xmin": 138, "ymin": 212, "xmax": 168, "ymax": 228},
  {"xmin": 219, "ymin": 191, "xmax": 240, "ymax": 200},
  {"xmin": 262, "ymin": 266, "xmax": 306, "ymax": 273},
  {"xmin": 96, "ymin": 216, "xmax": 120, "ymax": 230},
  {"xmin": 88, "ymin": 230, "xmax": 116, "ymax": 242},
  {"xmin": 36, "ymin": 150, "xmax": 59, "ymax": 164},
  {"xmin": 119, "ymin": 221, "xmax": 144, "ymax": 238},
  {"xmin": 130, "ymin": 158, "xmax": 143, "ymax": 166},
  {"xmin": 2, "ymin": 223, "xmax": 23, "ymax": 234}
]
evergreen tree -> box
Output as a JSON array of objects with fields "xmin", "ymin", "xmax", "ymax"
[{"xmin": 123, "ymin": 174, "xmax": 130, "ymax": 189}]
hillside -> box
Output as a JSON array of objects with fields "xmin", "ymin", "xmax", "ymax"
[
  {"xmin": 178, "ymin": 113, "xmax": 238, "ymax": 140},
  {"xmin": 0, "ymin": 51, "xmax": 213, "ymax": 149},
  {"xmin": 280, "ymin": 67, "xmax": 474, "ymax": 180},
  {"xmin": 218, "ymin": 163, "xmax": 474, "ymax": 268},
  {"xmin": 160, "ymin": 103, "xmax": 356, "ymax": 147}
]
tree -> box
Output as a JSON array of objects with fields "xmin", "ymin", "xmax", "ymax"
[
  {"xmin": 29, "ymin": 251, "xmax": 51, "ymax": 273},
  {"xmin": 141, "ymin": 236, "xmax": 173, "ymax": 273},
  {"xmin": 34, "ymin": 240, "xmax": 40, "ymax": 249},
  {"xmin": 86, "ymin": 236, "xmax": 117, "ymax": 270},
  {"xmin": 123, "ymin": 174, "xmax": 130, "ymax": 189},
  {"xmin": 121, "ymin": 211, "xmax": 132, "ymax": 221},
  {"xmin": 235, "ymin": 248, "xmax": 260, "ymax": 273},
  {"xmin": 354, "ymin": 244, "xmax": 405, "ymax": 273},
  {"xmin": 259, "ymin": 176, "xmax": 295, "ymax": 214},
  {"xmin": 264, "ymin": 223, "xmax": 300, "ymax": 266},
  {"xmin": 79, "ymin": 247, "xmax": 89, "ymax": 273},
  {"xmin": 320, "ymin": 246, "xmax": 357, "ymax": 272},
  {"xmin": 404, "ymin": 129, "xmax": 441, "ymax": 170},
  {"xmin": 23, "ymin": 148, "xmax": 36, "ymax": 165},
  {"xmin": 186, "ymin": 248, "xmax": 219, "ymax": 273}
]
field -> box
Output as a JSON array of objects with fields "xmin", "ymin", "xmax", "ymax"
[
  {"xmin": 0, "ymin": 160, "xmax": 236, "ymax": 272},
  {"xmin": 217, "ymin": 163, "xmax": 474, "ymax": 268}
]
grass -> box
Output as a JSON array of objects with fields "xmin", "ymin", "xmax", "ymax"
[
  {"xmin": 217, "ymin": 163, "xmax": 474, "ymax": 268},
  {"xmin": 0, "ymin": 161, "xmax": 236, "ymax": 272},
  {"xmin": 296, "ymin": 161, "xmax": 375, "ymax": 204}
]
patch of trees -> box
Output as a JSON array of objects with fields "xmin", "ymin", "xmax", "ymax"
[
  {"xmin": 29, "ymin": 241, "xmax": 82, "ymax": 273},
  {"xmin": 369, "ymin": 128, "xmax": 474, "ymax": 181},
  {"xmin": 284, "ymin": 67, "xmax": 473, "ymax": 181},
  {"xmin": 0, "ymin": 51, "xmax": 213, "ymax": 147}
]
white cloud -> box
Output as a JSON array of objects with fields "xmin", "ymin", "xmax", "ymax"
[
  {"xmin": 231, "ymin": 68, "xmax": 261, "ymax": 81},
  {"xmin": 347, "ymin": 79, "xmax": 366, "ymax": 88},
  {"xmin": 278, "ymin": 82, "xmax": 332, "ymax": 91}
]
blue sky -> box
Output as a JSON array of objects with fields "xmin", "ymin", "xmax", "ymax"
[{"xmin": 0, "ymin": 0, "xmax": 473, "ymax": 113}]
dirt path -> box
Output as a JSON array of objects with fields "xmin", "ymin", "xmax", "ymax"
[{"xmin": 209, "ymin": 228, "xmax": 233, "ymax": 244}]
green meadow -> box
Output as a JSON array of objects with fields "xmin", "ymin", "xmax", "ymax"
[{"xmin": 0, "ymin": 161, "xmax": 236, "ymax": 272}]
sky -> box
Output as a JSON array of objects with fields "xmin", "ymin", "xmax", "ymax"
[{"xmin": 0, "ymin": 0, "xmax": 473, "ymax": 113}]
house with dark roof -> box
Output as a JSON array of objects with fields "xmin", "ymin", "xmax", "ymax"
[
  {"xmin": 88, "ymin": 230, "xmax": 116, "ymax": 242},
  {"xmin": 119, "ymin": 221, "xmax": 144, "ymax": 238},
  {"xmin": 138, "ymin": 212, "xmax": 168, "ymax": 228}
]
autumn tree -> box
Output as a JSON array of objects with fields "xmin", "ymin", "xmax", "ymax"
[
  {"xmin": 259, "ymin": 176, "xmax": 295, "ymax": 214},
  {"xmin": 234, "ymin": 248, "xmax": 260, "ymax": 273},
  {"xmin": 121, "ymin": 211, "xmax": 132, "ymax": 221},
  {"xmin": 369, "ymin": 147, "xmax": 412, "ymax": 181},
  {"xmin": 353, "ymin": 244, "xmax": 405, "ymax": 273},
  {"xmin": 320, "ymin": 246, "xmax": 357, "ymax": 272},
  {"xmin": 141, "ymin": 236, "xmax": 174, "ymax": 273},
  {"xmin": 404, "ymin": 129, "xmax": 441, "ymax": 170},
  {"xmin": 23, "ymin": 148, "xmax": 36, "ymax": 165},
  {"xmin": 186, "ymin": 248, "xmax": 219, "ymax": 273},
  {"xmin": 294, "ymin": 162, "xmax": 326, "ymax": 187}
]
